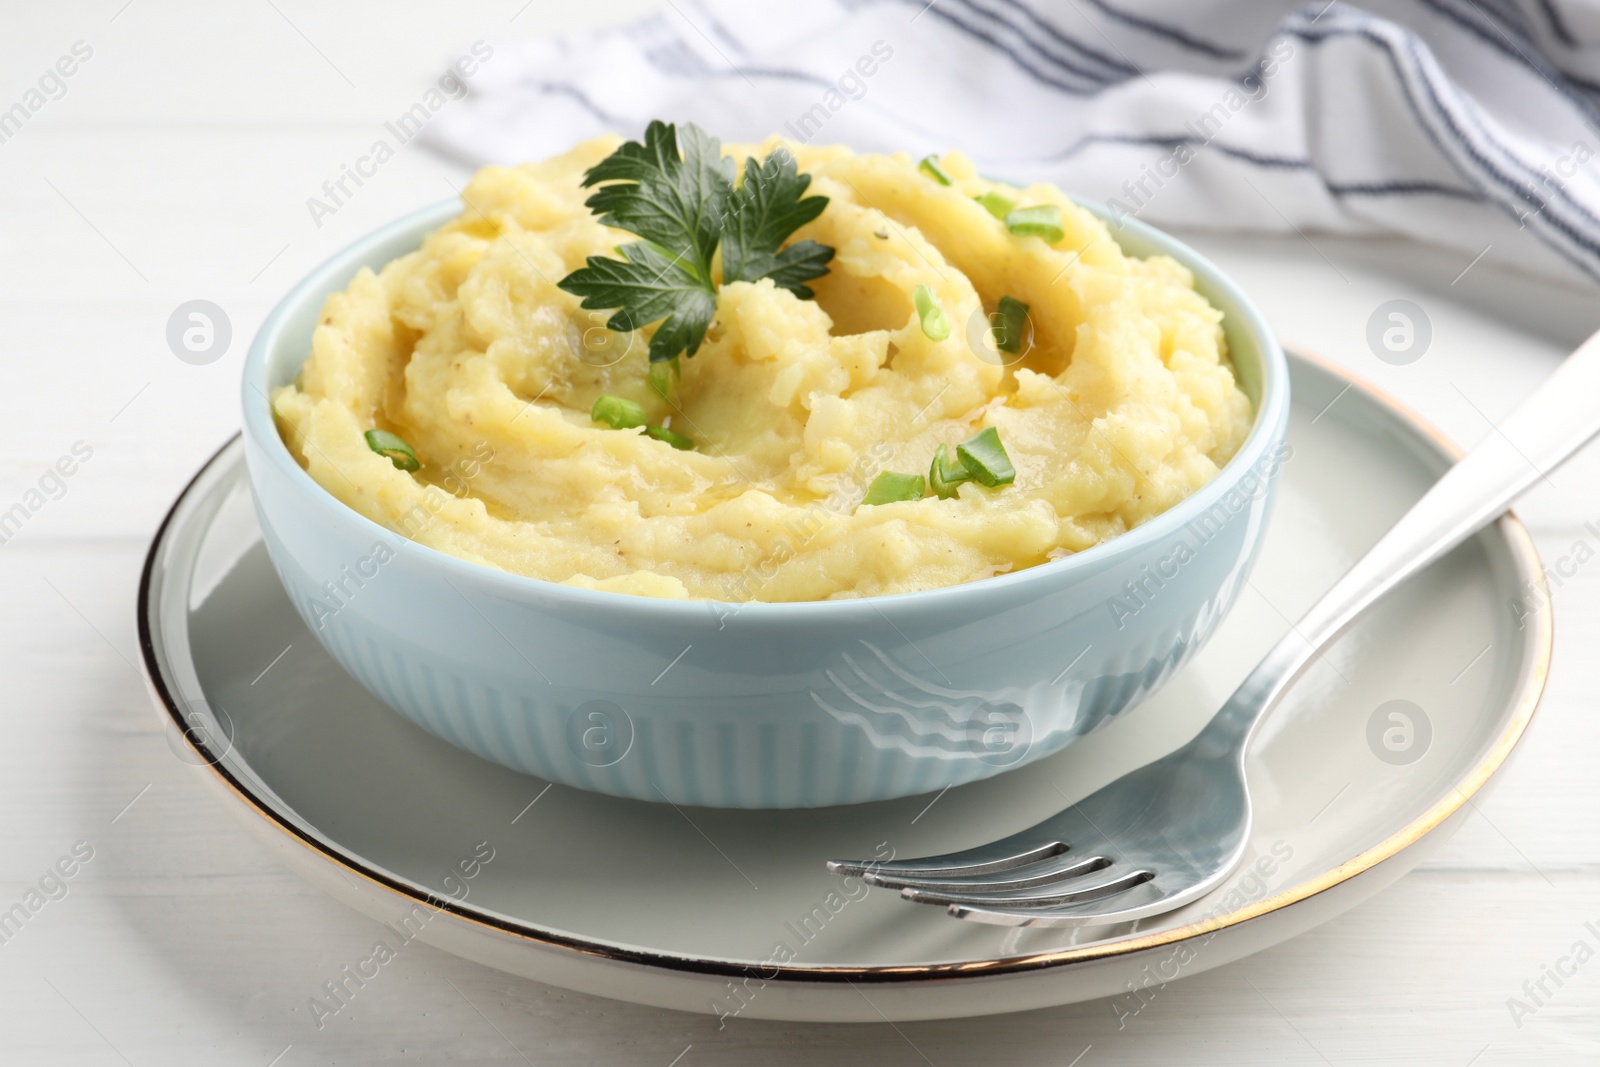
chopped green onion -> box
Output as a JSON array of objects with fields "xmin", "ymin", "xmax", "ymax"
[
  {"xmin": 1005, "ymin": 204, "xmax": 1065, "ymax": 244},
  {"xmin": 973, "ymin": 191, "xmax": 1016, "ymax": 220},
  {"xmin": 648, "ymin": 357, "xmax": 680, "ymax": 401},
  {"xmin": 929, "ymin": 443, "xmax": 973, "ymax": 500},
  {"xmin": 645, "ymin": 424, "xmax": 695, "ymax": 450},
  {"xmin": 956, "ymin": 427, "xmax": 1016, "ymax": 487},
  {"xmin": 364, "ymin": 429, "xmax": 420, "ymax": 472},
  {"xmin": 993, "ymin": 296, "xmax": 1031, "ymax": 354},
  {"xmin": 861, "ymin": 470, "xmax": 926, "ymax": 507},
  {"xmin": 912, "ymin": 284, "xmax": 950, "ymax": 342},
  {"xmin": 592, "ymin": 393, "xmax": 647, "ymax": 430},
  {"xmin": 918, "ymin": 155, "xmax": 953, "ymax": 186}
]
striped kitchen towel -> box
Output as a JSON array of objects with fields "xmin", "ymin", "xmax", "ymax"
[{"xmin": 426, "ymin": 0, "xmax": 1600, "ymax": 287}]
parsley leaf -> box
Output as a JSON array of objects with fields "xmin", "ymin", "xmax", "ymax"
[
  {"xmin": 557, "ymin": 121, "xmax": 836, "ymax": 364},
  {"xmin": 580, "ymin": 120, "xmax": 732, "ymax": 280},
  {"xmin": 721, "ymin": 148, "xmax": 834, "ymax": 298},
  {"xmin": 559, "ymin": 241, "xmax": 717, "ymax": 364}
]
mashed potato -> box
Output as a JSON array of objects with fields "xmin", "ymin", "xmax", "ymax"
[{"xmin": 273, "ymin": 137, "xmax": 1252, "ymax": 601}]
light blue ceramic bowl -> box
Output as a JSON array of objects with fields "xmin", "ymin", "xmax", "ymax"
[{"xmin": 242, "ymin": 198, "xmax": 1289, "ymax": 809}]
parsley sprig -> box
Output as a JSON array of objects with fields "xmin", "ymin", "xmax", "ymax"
[
  {"xmin": 558, "ymin": 121, "xmax": 835, "ymax": 365},
  {"xmin": 720, "ymin": 149, "xmax": 833, "ymax": 296}
]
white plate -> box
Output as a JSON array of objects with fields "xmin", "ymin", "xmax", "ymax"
[{"xmin": 138, "ymin": 351, "xmax": 1550, "ymax": 1023}]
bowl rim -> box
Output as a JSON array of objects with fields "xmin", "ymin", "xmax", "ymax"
[{"xmin": 242, "ymin": 194, "xmax": 1289, "ymax": 616}]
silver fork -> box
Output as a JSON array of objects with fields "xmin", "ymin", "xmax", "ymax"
[{"xmin": 828, "ymin": 332, "xmax": 1600, "ymax": 928}]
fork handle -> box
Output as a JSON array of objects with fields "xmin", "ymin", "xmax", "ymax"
[{"xmin": 1210, "ymin": 328, "xmax": 1600, "ymax": 751}]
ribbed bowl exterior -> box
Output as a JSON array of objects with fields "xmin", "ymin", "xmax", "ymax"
[{"xmin": 242, "ymin": 199, "xmax": 1289, "ymax": 809}]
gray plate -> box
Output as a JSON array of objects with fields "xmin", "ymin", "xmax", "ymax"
[{"xmin": 138, "ymin": 351, "xmax": 1550, "ymax": 1022}]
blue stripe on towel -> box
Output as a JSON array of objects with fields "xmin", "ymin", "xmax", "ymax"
[
  {"xmin": 969, "ymin": 0, "xmax": 1142, "ymax": 77},
  {"xmin": 1081, "ymin": 0, "xmax": 1249, "ymax": 61},
  {"xmin": 1535, "ymin": 0, "xmax": 1579, "ymax": 48},
  {"xmin": 1289, "ymin": 13, "xmax": 1600, "ymax": 281},
  {"xmin": 1421, "ymin": 0, "xmax": 1600, "ymax": 126},
  {"xmin": 909, "ymin": 0, "xmax": 1119, "ymax": 94}
]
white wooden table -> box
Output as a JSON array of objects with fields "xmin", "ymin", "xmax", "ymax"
[{"xmin": 3, "ymin": 2, "xmax": 1598, "ymax": 1063}]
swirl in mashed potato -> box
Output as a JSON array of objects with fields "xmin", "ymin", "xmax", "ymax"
[{"xmin": 272, "ymin": 138, "xmax": 1252, "ymax": 601}]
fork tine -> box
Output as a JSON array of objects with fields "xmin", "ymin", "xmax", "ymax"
[
  {"xmin": 946, "ymin": 900, "xmax": 1152, "ymax": 928},
  {"xmin": 825, "ymin": 840, "xmax": 1068, "ymax": 881},
  {"xmin": 900, "ymin": 868, "xmax": 1156, "ymax": 908},
  {"xmin": 948, "ymin": 876, "xmax": 1211, "ymax": 928},
  {"xmin": 862, "ymin": 854, "xmax": 1111, "ymax": 893}
]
